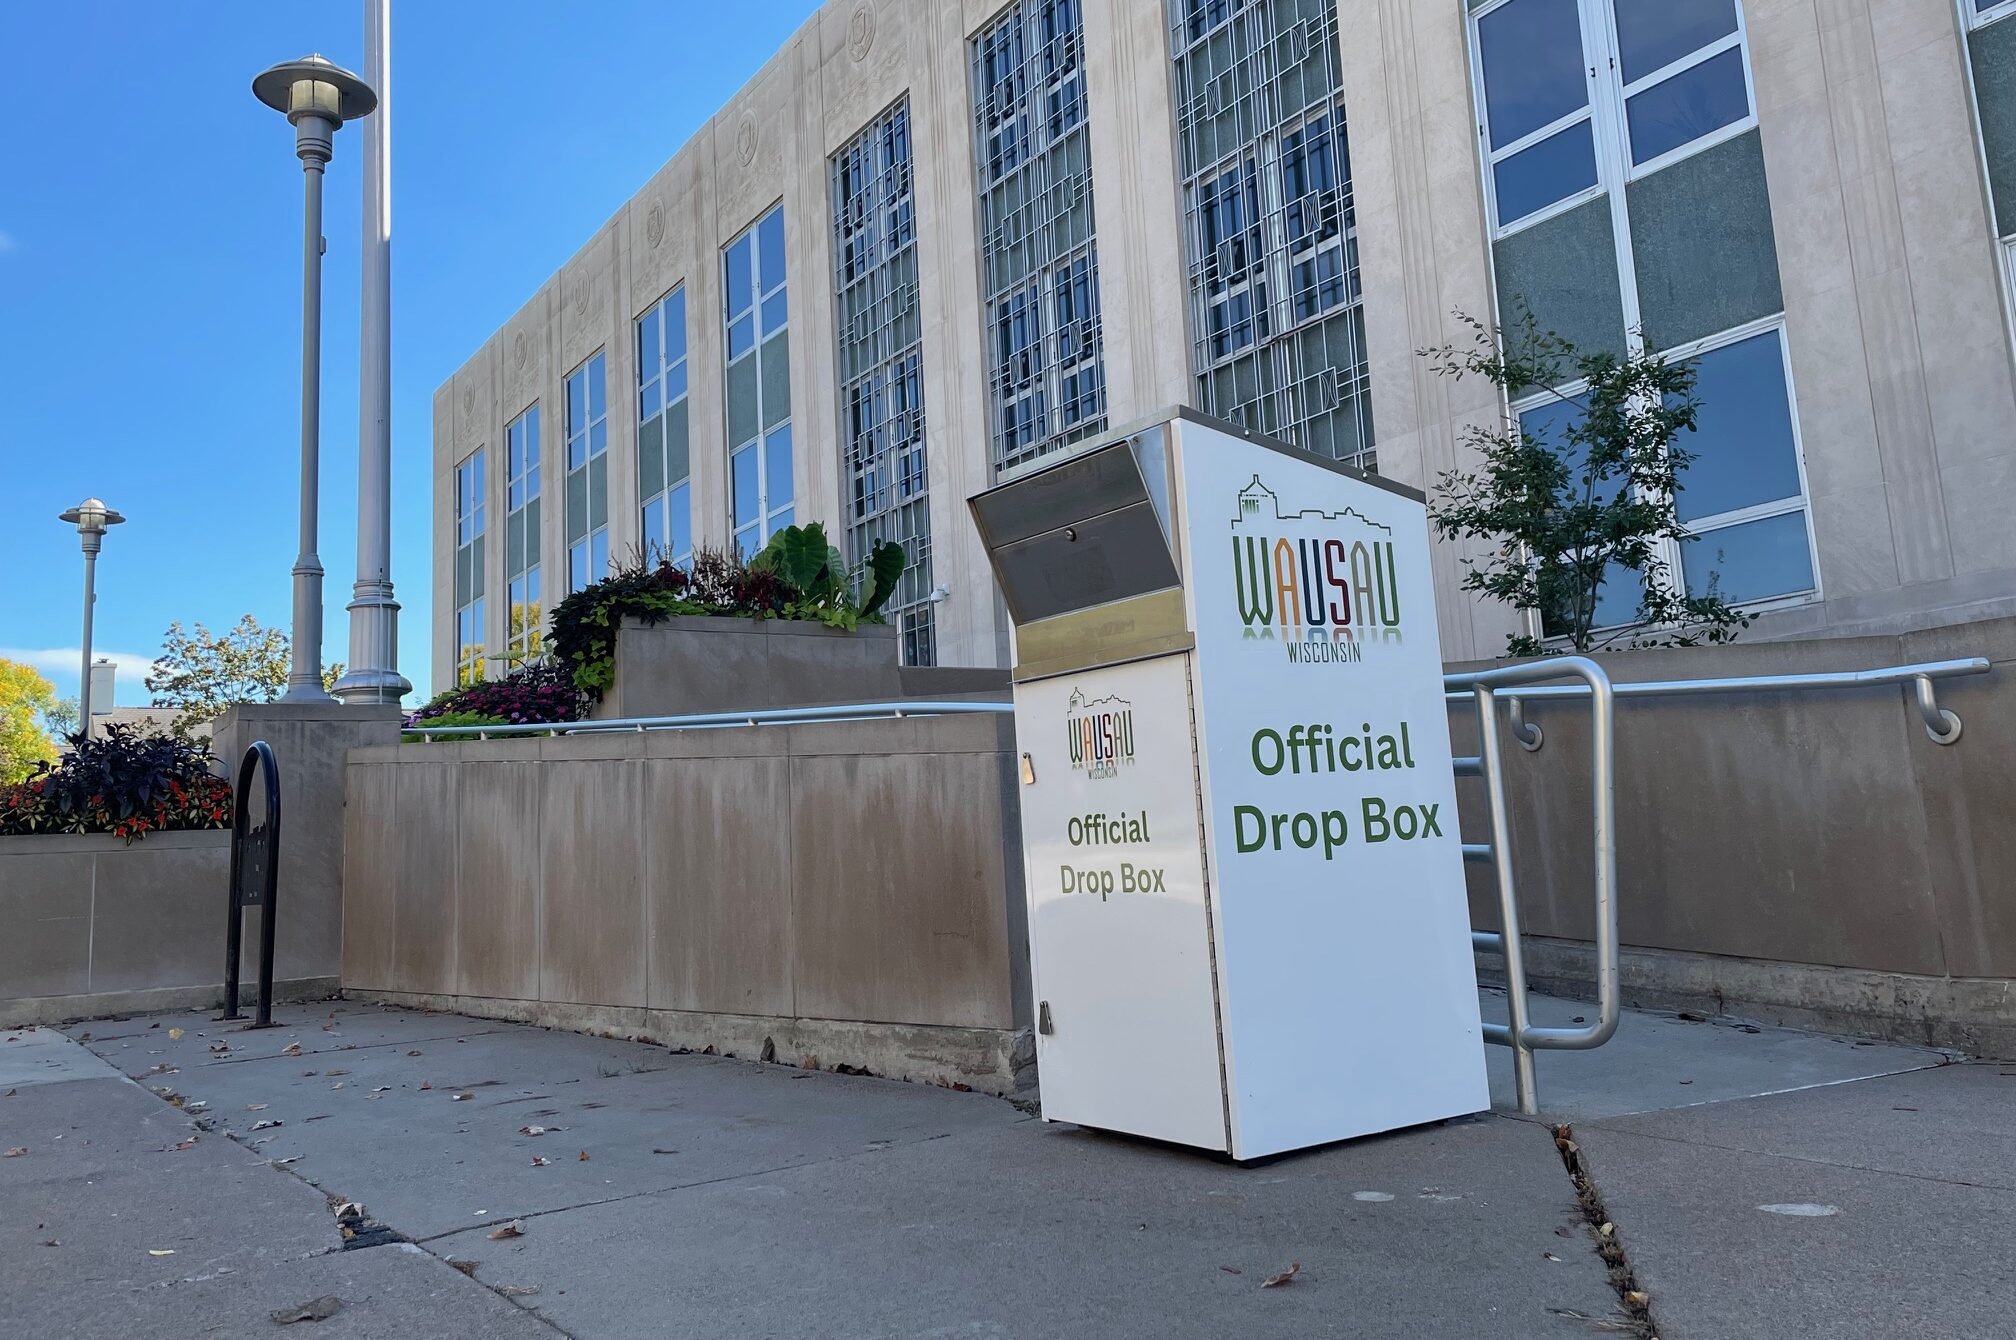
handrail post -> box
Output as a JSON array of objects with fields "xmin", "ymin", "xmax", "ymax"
[{"xmin": 1475, "ymin": 685, "xmax": 1537, "ymax": 1115}]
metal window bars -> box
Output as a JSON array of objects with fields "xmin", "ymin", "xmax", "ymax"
[{"xmin": 832, "ymin": 100, "xmax": 936, "ymax": 663}]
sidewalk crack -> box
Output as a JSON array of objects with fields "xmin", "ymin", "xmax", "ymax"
[{"xmin": 1551, "ymin": 1122, "xmax": 1662, "ymax": 1339}]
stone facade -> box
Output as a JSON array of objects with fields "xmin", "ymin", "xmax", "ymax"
[{"xmin": 435, "ymin": 0, "xmax": 2016, "ymax": 689}]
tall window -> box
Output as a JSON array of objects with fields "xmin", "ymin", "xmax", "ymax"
[
  {"xmin": 1169, "ymin": 0, "xmax": 1372, "ymax": 469},
  {"xmin": 453, "ymin": 448, "xmax": 486, "ymax": 685},
  {"xmin": 638, "ymin": 288, "xmax": 692, "ymax": 567},
  {"xmin": 504, "ymin": 407, "xmax": 542, "ymax": 664},
  {"xmin": 724, "ymin": 205, "xmax": 793, "ymax": 556},
  {"xmin": 972, "ymin": 0, "xmax": 1108, "ymax": 474},
  {"xmin": 833, "ymin": 101, "xmax": 935, "ymax": 665},
  {"xmin": 1469, "ymin": 0, "xmax": 1814, "ymax": 619},
  {"xmin": 564, "ymin": 351, "xmax": 608, "ymax": 590},
  {"xmin": 1960, "ymin": 0, "xmax": 2016, "ymax": 328}
]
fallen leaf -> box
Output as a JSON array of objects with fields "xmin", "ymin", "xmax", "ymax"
[
  {"xmin": 577, "ymin": 1150, "xmax": 590, "ymax": 1162},
  {"xmin": 419, "ymin": 1081, "xmax": 432, "ymax": 1091},
  {"xmin": 208, "ymin": 1042, "xmax": 230, "ymax": 1054},
  {"xmin": 329, "ymin": 1083, "xmax": 346, "ymax": 1091},
  {"xmin": 171, "ymin": 1137, "xmax": 198, "ymax": 1151},
  {"xmin": 1219, "ymin": 1266, "xmax": 1243, "ymax": 1275},
  {"xmin": 1599, "ymin": 1222, "xmax": 1614, "ymax": 1237},
  {"xmin": 148, "ymin": 1249, "xmax": 175, "ymax": 1257},
  {"xmin": 452, "ymin": 1092, "xmax": 474, "ymax": 1102},
  {"xmin": 3, "ymin": 1089, "xmax": 13, "ymax": 1098},
  {"xmin": 41, "ymin": 1239, "xmax": 58, "ymax": 1247},
  {"xmin": 1260, "ymin": 1262, "xmax": 1301, "ymax": 1288},
  {"xmin": 1624, "ymin": 1291, "xmax": 1649, "ymax": 1308},
  {"xmin": 271, "ymin": 1156, "xmax": 302, "ymax": 1166},
  {"xmin": 447, "ymin": 1260, "xmax": 478, "ymax": 1277},
  {"xmin": 530, "ymin": 1155, "xmax": 551, "ymax": 1167},
  {"xmin": 247, "ymin": 1104, "xmax": 268, "ymax": 1111},
  {"xmin": 333, "ymin": 1201, "xmax": 365, "ymax": 1220},
  {"xmin": 302, "ymin": 1069, "xmax": 318, "ymax": 1077},
  {"xmin": 1543, "ymin": 1251, "xmax": 1562, "ymax": 1262},
  {"xmin": 323, "ymin": 1069, "xmax": 349, "ymax": 1077},
  {"xmin": 407, "ymin": 1049, "xmax": 422, "ymax": 1057},
  {"xmin": 3, "ymin": 1147, "xmax": 25, "ymax": 1158},
  {"xmin": 518, "ymin": 1125, "xmax": 563, "ymax": 1137},
  {"xmin": 487, "ymin": 1220, "xmax": 525, "ymax": 1240},
  {"xmin": 168, "ymin": 1028, "xmax": 184, "ymax": 1041},
  {"xmin": 251, "ymin": 1119, "xmax": 283, "ymax": 1131},
  {"xmin": 282, "ymin": 1043, "xmax": 303, "ymax": 1057},
  {"xmin": 496, "ymin": 1284, "xmax": 540, "ymax": 1297},
  {"xmin": 271, "ymin": 1295, "xmax": 344, "ymax": 1324}
]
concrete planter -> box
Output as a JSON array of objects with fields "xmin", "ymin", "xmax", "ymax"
[
  {"xmin": 0, "ymin": 829, "xmax": 334, "ymax": 1026},
  {"xmin": 593, "ymin": 615, "xmax": 1006, "ymax": 719}
]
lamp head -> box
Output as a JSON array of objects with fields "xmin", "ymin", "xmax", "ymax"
[
  {"xmin": 59, "ymin": 497, "xmax": 125, "ymax": 537},
  {"xmin": 253, "ymin": 54, "xmax": 376, "ymax": 126}
]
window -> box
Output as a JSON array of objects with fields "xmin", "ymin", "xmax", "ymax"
[
  {"xmin": 725, "ymin": 204, "xmax": 793, "ymax": 557},
  {"xmin": 637, "ymin": 288, "xmax": 692, "ymax": 568},
  {"xmin": 564, "ymin": 352, "xmax": 609, "ymax": 591},
  {"xmin": 453, "ymin": 449, "xmax": 486, "ymax": 685},
  {"xmin": 973, "ymin": 0, "xmax": 1108, "ymax": 474},
  {"xmin": 504, "ymin": 407, "xmax": 542, "ymax": 664},
  {"xmin": 833, "ymin": 101, "xmax": 936, "ymax": 665},
  {"xmin": 1970, "ymin": 0, "xmax": 2016, "ymax": 28},
  {"xmin": 1170, "ymin": 0, "xmax": 1373, "ymax": 468},
  {"xmin": 1472, "ymin": 0, "xmax": 1756, "ymax": 235}
]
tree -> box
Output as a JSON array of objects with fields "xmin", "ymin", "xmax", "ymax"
[
  {"xmin": 145, "ymin": 615, "xmax": 346, "ymax": 733},
  {"xmin": 1421, "ymin": 312, "xmax": 1750, "ymax": 657},
  {"xmin": 0, "ymin": 659, "xmax": 59, "ymax": 783},
  {"xmin": 42, "ymin": 696, "xmax": 79, "ymax": 742}
]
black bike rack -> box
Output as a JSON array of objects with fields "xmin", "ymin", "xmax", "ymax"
[{"xmin": 221, "ymin": 740, "xmax": 282, "ymax": 1028}]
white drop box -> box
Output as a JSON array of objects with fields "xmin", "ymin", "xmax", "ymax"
[{"xmin": 972, "ymin": 410, "xmax": 1487, "ymax": 1160}]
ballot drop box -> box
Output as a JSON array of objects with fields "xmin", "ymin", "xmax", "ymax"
[{"xmin": 970, "ymin": 410, "xmax": 1488, "ymax": 1160}]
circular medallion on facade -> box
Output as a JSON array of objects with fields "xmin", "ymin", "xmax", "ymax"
[
  {"xmin": 847, "ymin": 3, "xmax": 875, "ymax": 62},
  {"xmin": 644, "ymin": 200, "xmax": 666, "ymax": 249},
  {"xmin": 511, "ymin": 330, "xmax": 529, "ymax": 372},
  {"xmin": 460, "ymin": 385, "xmax": 474, "ymax": 418},
  {"xmin": 573, "ymin": 278, "xmax": 591, "ymax": 318},
  {"xmin": 735, "ymin": 112, "xmax": 759, "ymax": 167}
]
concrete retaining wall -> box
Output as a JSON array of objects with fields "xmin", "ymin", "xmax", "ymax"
[
  {"xmin": 0, "ymin": 830, "xmax": 336, "ymax": 1027},
  {"xmin": 341, "ymin": 713, "xmax": 1032, "ymax": 1093},
  {"xmin": 1451, "ymin": 617, "xmax": 2016, "ymax": 1054}
]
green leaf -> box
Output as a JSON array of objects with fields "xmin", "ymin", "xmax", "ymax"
[{"xmin": 857, "ymin": 540, "xmax": 907, "ymax": 620}]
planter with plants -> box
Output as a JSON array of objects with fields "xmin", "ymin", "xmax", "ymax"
[
  {"xmin": 0, "ymin": 723, "xmax": 232, "ymax": 843},
  {"xmin": 547, "ymin": 522, "xmax": 907, "ymax": 718},
  {"xmin": 403, "ymin": 660, "xmax": 586, "ymax": 741}
]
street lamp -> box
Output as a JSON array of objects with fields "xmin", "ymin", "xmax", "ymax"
[
  {"xmin": 58, "ymin": 498, "xmax": 126, "ymax": 729},
  {"xmin": 253, "ymin": 54, "xmax": 377, "ymax": 703}
]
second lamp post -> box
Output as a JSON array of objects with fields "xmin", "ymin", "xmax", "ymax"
[{"xmin": 253, "ymin": 54, "xmax": 376, "ymax": 703}]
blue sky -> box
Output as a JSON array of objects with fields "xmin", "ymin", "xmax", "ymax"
[{"xmin": 0, "ymin": 0, "xmax": 819, "ymax": 705}]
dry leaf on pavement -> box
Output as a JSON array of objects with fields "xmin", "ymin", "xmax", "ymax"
[
  {"xmin": 251, "ymin": 1119, "xmax": 283, "ymax": 1131},
  {"xmin": 577, "ymin": 1150, "xmax": 590, "ymax": 1162},
  {"xmin": 518, "ymin": 1125, "xmax": 562, "ymax": 1137},
  {"xmin": 530, "ymin": 1156, "xmax": 551, "ymax": 1167},
  {"xmin": 3, "ymin": 1147, "xmax": 25, "ymax": 1158},
  {"xmin": 407, "ymin": 1049, "xmax": 422, "ymax": 1057},
  {"xmin": 282, "ymin": 1043, "xmax": 303, "ymax": 1057},
  {"xmin": 1260, "ymin": 1263, "xmax": 1301, "ymax": 1288},
  {"xmin": 487, "ymin": 1220, "xmax": 525, "ymax": 1240},
  {"xmin": 447, "ymin": 1259, "xmax": 478, "ymax": 1276},
  {"xmin": 451, "ymin": 1092, "xmax": 474, "ymax": 1102},
  {"xmin": 497, "ymin": 1284, "xmax": 540, "ymax": 1297},
  {"xmin": 168, "ymin": 1028, "xmax": 183, "ymax": 1040}
]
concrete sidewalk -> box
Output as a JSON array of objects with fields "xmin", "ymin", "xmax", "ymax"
[{"xmin": 4, "ymin": 997, "xmax": 2008, "ymax": 1339}]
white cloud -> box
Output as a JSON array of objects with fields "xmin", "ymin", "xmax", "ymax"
[{"xmin": 0, "ymin": 647, "xmax": 159, "ymax": 687}]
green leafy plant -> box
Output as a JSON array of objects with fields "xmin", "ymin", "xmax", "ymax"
[
  {"xmin": 548, "ymin": 525, "xmax": 906, "ymax": 699},
  {"xmin": 1421, "ymin": 311, "xmax": 1750, "ymax": 657},
  {"xmin": 401, "ymin": 709, "xmax": 511, "ymax": 744}
]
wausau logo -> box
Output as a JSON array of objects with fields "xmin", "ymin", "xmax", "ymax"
[
  {"xmin": 1230, "ymin": 476, "xmax": 1403, "ymax": 665},
  {"xmin": 1065, "ymin": 689, "xmax": 1135, "ymax": 781}
]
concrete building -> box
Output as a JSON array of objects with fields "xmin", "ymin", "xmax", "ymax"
[{"xmin": 433, "ymin": 0, "xmax": 2016, "ymax": 691}]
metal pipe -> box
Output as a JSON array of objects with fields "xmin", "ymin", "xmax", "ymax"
[
  {"xmin": 404, "ymin": 700, "xmax": 1016, "ymax": 739},
  {"xmin": 1475, "ymin": 685, "xmax": 1537, "ymax": 1115},
  {"xmin": 78, "ymin": 549, "xmax": 96, "ymax": 729}
]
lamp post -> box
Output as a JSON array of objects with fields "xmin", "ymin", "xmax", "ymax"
[
  {"xmin": 333, "ymin": 1, "xmax": 412, "ymax": 706},
  {"xmin": 253, "ymin": 54, "xmax": 376, "ymax": 703},
  {"xmin": 58, "ymin": 499, "xmax": 126, "ymax": 729}
]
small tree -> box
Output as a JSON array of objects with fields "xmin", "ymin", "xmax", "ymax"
[
  {"xmin": 41, "ymin": 696, "xmax": 79, "ymax": 742},
  {"xmin": 145, "ymin": 615, "xmax": 346, "ymax": 733},
  {"xmin": 0, "ymin": 659, "xmax": 59, "ymax": 783},
  {"xmin": 1422, "ymin": 313, "xmax": 1749, "ymax": 657}
]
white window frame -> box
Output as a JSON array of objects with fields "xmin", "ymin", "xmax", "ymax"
[
  {"xmin": 1472, "ymin": 0, "xmax": 1759, "ymax": 242},
  {"xmin": 724, "ymin": 202, "xmax": 793, "ymax": 558},
  {"xmin": 1970, "ymin": 0, "xmax": 2016, "ymax": 29},
  {"xmin": 564, "ymin": 351, "xmax": 609, "ymax": 593},
  {"xmin": 453, "ymin": 447, "xmax": 487, "ymax": 685},
  {"xmin": 1510, "ymin": 313, "xmax": 1820, "ymax": 645},
  {"xmin": 637, "ymin": 286, "xmax": 692, "ymax": 569},
  {"xmin": 504, "ymin": 405, "xmax": 542, "ymax": 665}
]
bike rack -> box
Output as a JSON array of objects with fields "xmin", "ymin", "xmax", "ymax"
[{"xmin": 220, "ymin": 740, "xmax": 282, "ymax": 1028}]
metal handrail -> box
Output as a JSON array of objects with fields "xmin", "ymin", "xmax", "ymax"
[
  {"xmin": 1444, "ymin": 658, "xmax": 1618, "ymax": 1115},
  {"xmin": 1444, "ymin": 656, "xmax": 1988, "ymax": 748},
  {"xmin": 402, "ymin": 700, "xmax": 1015, "ymax": 740}
]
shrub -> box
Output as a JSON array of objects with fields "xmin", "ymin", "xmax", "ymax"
[
  {"xmin": 407, "ymin": 660, "xmax": 583, "ymax": 729},
  {"xmin": 549, "ymin": 523, "xmax": 905, "ymax": 700},
  {"xmin": 0, "ymin": 723, "xmax": 232, "ymax": 844}
]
